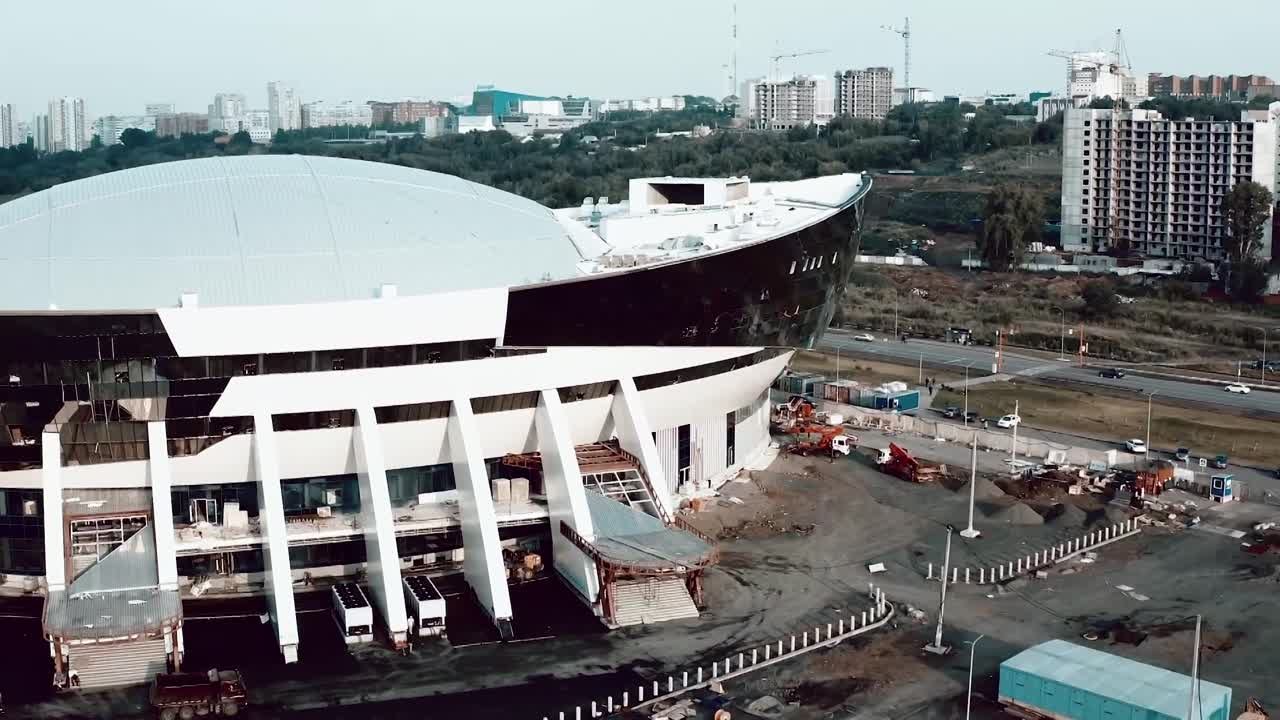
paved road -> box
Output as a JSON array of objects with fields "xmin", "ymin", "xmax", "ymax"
[{"xmin": 819, "ymin": 330, "xmax": 1280, "ymax": 417}]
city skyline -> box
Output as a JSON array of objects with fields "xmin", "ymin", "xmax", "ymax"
[{"xmin": 4, "ymin": 0, "xmax": 1279, "ymax": 116}]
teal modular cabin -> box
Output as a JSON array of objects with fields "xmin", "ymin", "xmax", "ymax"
[{"xmin": 999, "ymin": 640, "xmax": 1231, "ymax": 720}]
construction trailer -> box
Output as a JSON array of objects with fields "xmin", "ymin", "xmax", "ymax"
[
  {"xmin": 999, "ymin": 640, "xmax": 1232, "ymax": 720},
  {"xmin": 774, "ymin": 371, "xmax": 824, "ymax": 397}
]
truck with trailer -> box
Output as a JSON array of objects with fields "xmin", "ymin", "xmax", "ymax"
[{"xmin": 150, "ymin": 669, "xmax": 247, "ymax": 719}]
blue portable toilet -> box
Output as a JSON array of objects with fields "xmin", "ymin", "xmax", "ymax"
[{"xmin": 1209, "ymin": 474, "xmax": 1233, "ymax": 503}]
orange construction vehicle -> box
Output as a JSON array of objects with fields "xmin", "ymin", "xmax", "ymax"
[
  {"xmin": 771, "ymin": 395, "xmax": 816, "ymax": 433},
  {"xmin": 783, "ymin": 423, "xmax": 856, "ymax": 457},
  {"xmin": 876, "ymin": 443, "xmax": 946, "ymax": 483}
]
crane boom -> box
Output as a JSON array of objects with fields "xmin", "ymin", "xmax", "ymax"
[
  {"xmin": 880, "ymin": 17, "xmax": 911, "ymax": 93},
  {"xmin": 768, "ymin": 49, "xmax": 830, "ymax": 81}
]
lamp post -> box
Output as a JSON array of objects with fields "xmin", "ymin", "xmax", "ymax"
[
  {"xmin": 1051, "ymin": 306, "xmax": 1066, "ymax": 360},
  {"xmin": 966, "ymin": 634, "xmax": 986, "ymax": 720},
  {"xmin": 894, "ymin": 293, "xmax": 900, "ymax": 340},
  {"xmin": 961, "ymin": 432, "xmax": 981, "ymax": 538},
  {"xmin": 1145, "ymin": 391, "xmax": 1155, "ymax": 463},
  {"xmin": 1245, "ymin": 326, "xmax": 1275, "ymax": 385},
  {"xmin": 963, "ymin": 364, "xmax": 970, "ymax": 427}
]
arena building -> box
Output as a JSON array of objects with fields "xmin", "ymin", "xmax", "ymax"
[{"xmin": 0, "ymin": 155, "xmax": 869, "ymax": 687}]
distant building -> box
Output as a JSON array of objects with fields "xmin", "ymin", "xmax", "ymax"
[
  {"xmin": 420, "ymin": 114, "xmax": 456, "ymax": 138},
  {"xmin": 145, "ymin": 103, "xmax": 175, "ymax": 116},
  {"xmin": 742, "ymin": 75, "xmax": 835, "ymax": 130},
  {"xmin": 1061, "ymin": 105, "xmax": 1279, "ymax": 261},
  {"xmin": 32, "ymin": 114, "xmax": 50, "ymax": 152},
  {"xmin": 368, "ymin": 100, "xmax": 450, "ymax": 126},
  {"xmin": 0, "ymin": 103, "xmax": 15, "ymax": 147},
  {"xmin": 246, "ymin": 109, "xmax": 271, "ymax": 143},
  {"xmin": 155, "ymin": 112, "xmax": 210, "ymax": 138},
  {"xmin": 833, "ymin": 67, "xmax": 893, "ymax": 120},
  {"xmin": 93, "ymin": 115, "xmax": 153, "ymax": 145},
  {"xmin": 458, "ymin": 115, "xmax": 497, "ymax": 134},
  {"xmin": 603, "ymin": 96, "xmax": 686, "ymax": 113},
  {"xmin": 208, "ymin": 92, "xmax": 247, "ymax": 134},
  {"xmin": 1028, "ymin": 91, "xmax": 1054, "ymax": 104},
  {"xmin": 1036, "ymin": 96, "xmax": 1072, "ymax": 122},
  {"xmin": 302, "ymin": 100, "xmax": 373, "ymax": 128},
  {"xmin": 891, "ymin": 87, "xmax": 934, "ymax": 106},
  {"xmin": 470, "ymin": 86, "xmax": 543, "ymax": 117},
  {"xmin": 984, "ymin": 93, "xmax": 1021, "ymax": 106},
  {"xmin": 48, "ymin": 97, "xmax": 88, "ymax": 152},
  {"xmin": 1147, "ymin": 73, "xmax": 1275, "ymax": 102},
  {"xmin": 267, "ymin": 81, "xmax": 302, "ymax": 133}
]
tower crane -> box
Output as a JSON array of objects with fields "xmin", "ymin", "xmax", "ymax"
[
  {"xmin": 769, "ymin": 49, "xmax": 830, "ymax": 81},
  {"xmin": 881, "ymin": 17, "xmax": 911, "ymax": 94}
]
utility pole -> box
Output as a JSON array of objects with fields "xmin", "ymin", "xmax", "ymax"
[
  {"xmin": 918, "ymin": 352, "xmax": 923, "ymax": 384},
  {"xmin": 963, "ymin": 365, "xmax": 970, "ymax": 426},
  {"xmin": 1010, "ymin": 399, "xmax": 1019, "ymax": 471},
  {"xmin": 1186, "ymin": 615, "xmax": 1202, "ymax": 720},
  {"xmin": 894, "ymin": 293, "xmax": 900, "ymax": 339},
  {"xmin": 966, "ymin": 634, "xmax": 986, "ymax": 720},
  {"xmin": 1145, "ymin": 392, "xmax": 1154, "ymax": 461},
  {"xmin": 961, "ymin": 432, "xmax": 981, "ymax": 538},
  {"xmin": 924, "ymin": 525, "xmax": 953, "ymax": 655},
  {"xmin": 836, "ymin": 347, "xmax": 841, "ymax": 383},
  {"xmin": 1052, "ymin": 306, "xmax": 1066, "ymax": 360}
]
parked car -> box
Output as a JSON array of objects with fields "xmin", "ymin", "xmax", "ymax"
[
  {"xmin": 852, "ymin": 332, "xmax": 875, "ymax": 342},
  {"xmin": 941, "ymin": 406, "xmax": 961, "ymax": 419},
  {"xmin": 964, "ymin": 411, "xmax": 981, "ymax": 424},
  {"xmin": 1098, "ymin": 368, "xmax": 1126, "ymax": 379},
  {"xmin": 1125, "ymin": 438, "xmax": 1147, "ymax": 453},
  {"xmin": 1212, "ymin": 454, "xmax": 1229, "ymax": 469},
  {"xmin": 996, "ymin": 413, "xmax": 1021, "ymax": 429},
  {"xmin": 1174, "ymin": 447, "xmax": 1190, "ymax": 462},
  {"xmin": 1225, "ymin": 383, "xmax": 1251, "ymax": 394}
]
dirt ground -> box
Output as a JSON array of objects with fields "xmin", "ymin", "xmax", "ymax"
[
  {"xmin": 933, "ymin": 382, "xmax": 1280, "ymax": 466},
  {"xmin": 788, "ymin": 350, "xmax": 963, "ymax": 387}
]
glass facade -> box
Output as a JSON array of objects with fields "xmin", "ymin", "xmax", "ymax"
[{"xmin": 0, "ymin": 489, "xmax": 43, "ymax": 574}]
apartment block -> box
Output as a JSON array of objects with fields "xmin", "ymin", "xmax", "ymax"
[
  {"xmin": 367, "ymin": 100, "xmax": 450, "ymax": 126},
  {"xmin": 0, "ymin": 103, "xmax": 16, "ymax": 147},
  {"xmin": 1062, "ymin": 106, "xmax": 1278, "ymax": 261},
  {"xmin": 1148, "ymin": 73, "xmax": 1275, "ymax": 101},
  {"xmin": 743, "ymin": 75, "xmax": 834, "ymax": 130},
  {"xmin": 155, "ymin": 112, "xmax": 210, "ymax": 138},
  {"xmin": 833, "ymin": 67, "xmax": 893, "ymax": 120}
]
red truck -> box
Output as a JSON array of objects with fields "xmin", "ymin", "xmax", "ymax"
[{"xmin": 150, "ymin": 669, "xmax": 248, "ymax": 719}]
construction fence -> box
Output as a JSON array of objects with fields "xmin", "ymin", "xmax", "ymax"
[
  {"xmin": 540, "ymin": 585, "xmax": 895, "ymax": 720},
  {"xmin": 924, "ymin": 518, "xmax": 1143, "ymax": 586}
]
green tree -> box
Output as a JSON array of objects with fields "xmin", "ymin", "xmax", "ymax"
[
  {"xmin": 1080, "ymin": 279, "xmax": 1119, "ymax": 317},
  {"xmin": 1229, "ymin": 259, "xmax": 1269, "ymax": 302},
  {"xmin": 119, "ymin": 128, "xmax": 153, "ymax": 149},
  {"xmin": 977, "ymin": 184, "xmax": 1043, "ymax": 271},
  {"xmin": 1220, "ymin": 180, "xmax": 1274, "ymax": 263}
]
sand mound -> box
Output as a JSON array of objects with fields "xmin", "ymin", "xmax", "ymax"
[
  {"xmin": 1047, "ymin": 503, "xmax": 1088, "ymax": 527},
  {"xmin": 988, "ymin": 501, "xmax": 1046, "ymax": 525}
]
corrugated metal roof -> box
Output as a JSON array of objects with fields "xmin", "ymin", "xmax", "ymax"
[
  {"xmin": 1001, "ymin": 640, "xmax": 1231, "ymax": 720},
  {"xmin": 585, "ymin": 491, "xmax": 713, "ymax": 568},
  {"xmin": 0, "ymin": 155, "xmax": 587, "ymax": 311},
  {"xmin": 44, "ymin": 587, "xmax": 182, "ymax": 640}
]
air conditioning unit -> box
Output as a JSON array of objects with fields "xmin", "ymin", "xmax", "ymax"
[{"xmin": 316, "ymin": 506, "xmax": 333, "ymax": 518}]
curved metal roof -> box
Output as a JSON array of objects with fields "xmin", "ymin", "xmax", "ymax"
[{"xmin": 0, "ymin": 155, "xmax": 593, "ymax": 311}]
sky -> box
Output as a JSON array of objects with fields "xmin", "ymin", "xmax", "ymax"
[{"xmin": 3, "ymin": 0, "xmax": 1279, "ymax": 117}]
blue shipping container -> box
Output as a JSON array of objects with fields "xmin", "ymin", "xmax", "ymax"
[
  {"xmin": 999, "ymin": 640, "xmax": 1231, "ymax": 720},
  {"xmin": 870, "ymin": 390, "xmax": 920, "ymax": 413}
]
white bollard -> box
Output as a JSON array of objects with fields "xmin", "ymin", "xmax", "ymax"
[
  {"xmin": 653, "ymin": 680, "xmax": 659, "ymax": 696},
  {"xmin": 980, "ymin": 567, "xmax": 985, "ymax": 583},
  {"xmin": 869, "ymin": 581, "xmax": 874, "ymax": 598},
  {"xmin": 712, "ymin": 663, "xmax": 718, "ymax": 679},
  {"xmin": 669, "ymin": 677, "xmax": 674, "ymax": 693},
  {"xmin": 778, "ymin": 639, "xmax": 783, "ymax": 655},
  {"xmin": 1017, "ymin": 558, "xmax": 1023, "ymax": 573},
  {"xmin": 639, "ymin": 687, "xmax": 645, "ymax": 702},
  {"xmin": 623, "ymin": 692, "xmax": 629, "ymax": 707},
  {"xmin": 861, "ymin": 611, "xmax": 867, "ymax": 626},
  {"xmin": 683, "ymin": 671, "xmax": 688, "ymax": 688},
  {"xmin": 697, "ymin": 668, "xmax": 702, "ymax": 684},
  {"xmin": 791, "ymin": 636, "xmax": 796, "ymax": 652},
  {"xmin": 739, "ymin": 653, "xmax": 745, "ymax": 670},
  {"xmin": 725, "ymin": 659, "xmax": 731, "ymax": 674},
  {"xmin": 803, "ymin": 631, "xmax": 809, "ymax": 647},
  {"xmin": 952, "ymin": 567, "xmax": 958, "ymax": 583},
  {"xmin": 576, "ymin": 706, "xmax": 582, "ymax": 720},
  {"xmin": 765, "ymin": 645, "xmax": 771, "ymax": 660},
  {"xmin": 839, "ymin": 619, "xmax": 845, "ymax": 634},
  {"xmin": 608, "ymin": 698, "xmax": 614, "ymax": 713},
  {"xmin": 561, "ymin": 712, "xmax": 566, "ymax": 720},
  {"xmin": 965, "ymin": 568, "xmax": 971, "ymax": 583},
  {"xmin": 928, "ymin": 562, "xmax": 933, "ymax": 579},
  {"xmin": 591, "ymin": 702, "xmax": 597, "ymax": 718}
]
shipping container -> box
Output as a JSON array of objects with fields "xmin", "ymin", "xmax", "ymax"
[
  {"xmin": 774, "ymin": 372, "xmax": 824, "ymax": 397},
  {"xmin": 818, "ymin": 379, "xmax": 860, "ymax": 405},
  {"xmin": 865, "ymin": 389, "xmax": 919, "ymax": 413},
  {"xmin": 999, "ymin": 640, "xmax": 1231, "ymax": 720}
]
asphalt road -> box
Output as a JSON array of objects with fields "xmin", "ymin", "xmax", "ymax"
[{"xmin": 819, "ymin": 330, "xmax": 1280, "ymax": 417}]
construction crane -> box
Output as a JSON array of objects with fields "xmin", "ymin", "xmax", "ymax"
[
  {"xmin": 881, "ymin": 17, "xmax": 911, "ymax": 94},
  {"xmin": 769, "ymin": 49, "xmax": 829, "ymax": 81}
]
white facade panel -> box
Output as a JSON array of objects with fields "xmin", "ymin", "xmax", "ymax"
[
  {"xmin": 654, "ymin": 427, "xmax": 679, "ymax": 498},
  {"xmin": 159, "ymin": 287, "xmax": 509, "ymax": 356}
]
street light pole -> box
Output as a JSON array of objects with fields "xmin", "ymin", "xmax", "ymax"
[
  {"xmin": 1052, "ymin": 306, "xmax": 1066, "ymax": 360},
  {"xmin": 963, "ymin": 364, "xmax": 970, "ymax": 426},
  {"xmin": 894, "ymin": 293, "xmax": 900, "ymax": 340},
  {"xmin": 966, "ymin": 634, "xmax": 987, "ymax": 720},
  {"xmin": 1145, "ymin": 391, "xmax": 1154, "ymax": 461},
  {"xmin": 924, "ymin": 526, "xmax": 954, "ymax": 655},
  {"xmin": 961, "ymin": 432, "xmax": 981, "ymax": 538}
]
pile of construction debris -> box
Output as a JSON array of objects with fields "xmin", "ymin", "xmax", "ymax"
[{"xmin": 1136, "ymin": 497, "xmax": 1201, "ymax": 530}]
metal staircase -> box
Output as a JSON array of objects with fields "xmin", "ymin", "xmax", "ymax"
[
  {"xmin": 611, "ymin": 578, "xmax": 700, "ymax": 627},
  {"xmin": 582, "ymin": 469, "xmax": 662, "ymax": 521}
]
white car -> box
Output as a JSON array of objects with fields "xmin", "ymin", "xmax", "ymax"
[
  {"xmin": 1225, "ymin": 383, "xmax": 1251, "ymax": 394},
  {"xmin": 996, "ymin": 414, "xmax": 1021, "ymax": 429},
  {"xmin": 852, "ymin": 333, "xmax": 875, "ymax": 342},
  {"xmin": 1125, "ymin": 438, "xmax": 1147, "ymax": 453}
]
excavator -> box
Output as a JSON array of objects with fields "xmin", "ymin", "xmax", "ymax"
[{"xmin": 782, "ymin": 423, "xmax": 856, "ymax": 458}]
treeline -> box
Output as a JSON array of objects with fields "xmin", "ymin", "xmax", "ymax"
[{"xmin": 1, "ymin": 103, "xmax": 1064, "ymax": 209}]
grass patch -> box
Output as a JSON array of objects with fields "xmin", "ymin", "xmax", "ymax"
[
  {"xmin": 934, "ymin": 382, "xmax": 1280, "ymax": 466},
  {"xmin": 789, "ymin": 350, "xmax": 964, "ymax": 389}
]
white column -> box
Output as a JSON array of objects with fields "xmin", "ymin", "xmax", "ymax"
[
  {"xmin": 41, "ymin": 432, "xmax": 66, "ymax": 592},
  {"xmin": 353, "ymin": 407, "xmax": 409, "ymax": 647},
  {"xmin": 448, "ymin": 398, "xmax": 514, "ymax": 638},
  {"xmin": 252, "ymin": 411, "xmax": 299, "ymax": 663},
  {"xmin": 147, "ymin": 421, "xmax": 179, "ymax": 591},
  {"xmin": 535, "ymin": 390, "xmax": 599, "ymax": 603},
  {"xmin": 610, "ymin": 376, "xmax": 674, "ymax": 520}
]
